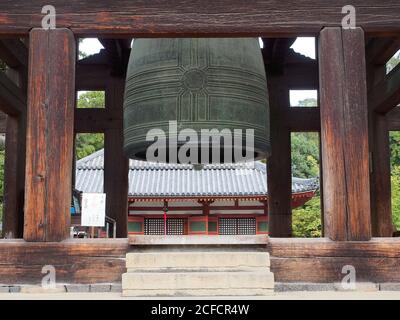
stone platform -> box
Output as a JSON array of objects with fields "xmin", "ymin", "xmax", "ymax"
[{"xmin": 122, "ymin": 240, "xmax": 274, "ymax": 297}]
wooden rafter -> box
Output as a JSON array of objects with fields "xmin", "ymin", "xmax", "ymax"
[
  {"xmin": 0, "ymin": 39, "xmax": 28, "ymax": 69},
  {"xmin": 0, "ymin": 72, "xmax": 26, "ymax": 116},
  {"xmin": 370, "ymin": 63, "xmax": 400, "ymax": 114},
  {"xmin": 387, "ymin": 106, "xmax": 400, "ymax": 131},
  {"xmin": 366, "ymin": 37, "xmax": 400, "ymax": 66}
]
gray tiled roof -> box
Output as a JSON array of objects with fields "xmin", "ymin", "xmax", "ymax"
[{"xmin": 75, "ymin": 149, "xmax": 318, "ymax": 197}]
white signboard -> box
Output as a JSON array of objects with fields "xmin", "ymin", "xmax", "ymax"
[{"xmin": 81, "ymin": 193, "xmax": 106, "ymax": 227}]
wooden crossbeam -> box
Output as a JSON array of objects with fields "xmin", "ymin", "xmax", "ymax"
[
  {"xmin": 370, "ymin": 63, "xmax": 400, "ymax": 114},
  {"xmin": 0, "ymin": 72, "xmax": 26, "ymax": 116},
  {"xmin": 366, "ymin": 37, "xmax": 400, "ymax": 66},
  {"xmin": 387, "ymin": 106, "xmax": 400, "ymax": 130},
  {"xmin": 286, "ymin": 107, "xmax": 320, "ymax": 132},
  {"xmin": 0, "ymin": 39, "xmax": 28, "ymax": 69},
  {"xmin": 74, "ymin": 108, "xmax": 120, "ymax": 133},
  {"xmin": 0, "ymin": 1, "xmax": 398, "ymax": 36},
  {"xmin": 76, "ymin": 63, "xmax": 110, "ymax": 90}
]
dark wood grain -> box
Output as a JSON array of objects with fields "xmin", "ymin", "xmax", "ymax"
[
  {"xmin": 0, "ymin": 239, "xmax": 128, "ymax": 284},
  {"xmin": 387, "ymin": 106, "xmax": 400, "ymax": 130},
  {"xmin": 24, "ymin": 29, "xmax": 76, "ymax": 241},
  {"xmin": 266, "ymin": 72, "xmax": 292, "ymax": 237},
  {"xmin": 319, "ymin": 27, "xmax": 371, "ymax": 241},
  {"xmin": 0, "ymin": 1, "xmax": 398, "ymax": 36},
  {"xmin": 369, "ymin": 114, "xmax": 393, "ymax": 237},
  {"xmin": 104, "ymin": 77, "xmax": 129, "ymax": 238},
  {"xmin": 0, "ymin": 72, "xmax": 25, "ymax": 116},
  {"xmin": 370, "ymin": 63, "xmax": 400, "ymax": 114}
]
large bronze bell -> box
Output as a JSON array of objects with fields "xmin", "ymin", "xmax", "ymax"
[{"xmin": 123, "ymin": 38, "xmax": 270, "ymax": 163}]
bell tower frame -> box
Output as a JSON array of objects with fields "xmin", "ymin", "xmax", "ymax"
[{"xmin": 0, "ymin": 0, "xmax": 398, "ymax": 284}]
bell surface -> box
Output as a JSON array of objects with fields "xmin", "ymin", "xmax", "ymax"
[{"xmin": 123, "ymin": 38, "xmax": 270, "ymax": 163}]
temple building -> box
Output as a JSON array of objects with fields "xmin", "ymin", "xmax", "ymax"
[{"xmin": 75, "ymin": 149, "xmax": 318, "ymax": 236}]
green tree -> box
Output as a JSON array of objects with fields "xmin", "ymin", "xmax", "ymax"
[
  {"xmin": 292, "ymin": 196, "xmax": 322, "ymax": 237},
  {"xmin": 75, "ymin": 91, "xmax": 105, "ymax": 159},
  {"xmin": 291, "ymin": 98, "xmax": 320, "ymax": 178},
  {"xmin": 291, "ymin": 132, "xmax": 319, "ymax": 178},
  {"xmin": 296, "ymin": 97, "xmax": 317, "ymax": 107},
  {"xmin": 392, "ymin": 165, "xmax": 400, "ymax": 230}
]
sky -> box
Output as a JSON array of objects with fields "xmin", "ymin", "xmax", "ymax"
[{"xmin": 80, "ymin": 37, "xmax": 318, "ymax": 105}]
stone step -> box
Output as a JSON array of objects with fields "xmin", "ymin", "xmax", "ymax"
[
  {"xmin": 126, "ymin": 251, "xmax": 270, "ymax": 269},
  {"xmin": 122, "ymin": 287, "xmax": 274, "ymax": 297},
  {"xmin": 122, "ymin": 271, "xmax": 274, "ymax": 292}
]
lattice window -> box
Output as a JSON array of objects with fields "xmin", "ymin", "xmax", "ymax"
[
  {"xmin": 167, "ymin": 218, "xmax": 185, "ymax": 235},
  {"xmin": 144, "ymin": 218, "xmax": 164, "ymax": 235},
  {"xmin": 218, "ymin": 217, "xmax": 256, "ymax": 235},
  {"xmin": 237, "ymin": 218, "xmax": 256, "ymax": 235},
  {"xmin": 144, "ymin": 218, "xmax": 186, "ymax": 235}
]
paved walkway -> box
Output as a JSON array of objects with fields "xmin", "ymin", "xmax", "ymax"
[{"xmin": 0, "ymin": 291, "xmax": 400, "ymax": 300}]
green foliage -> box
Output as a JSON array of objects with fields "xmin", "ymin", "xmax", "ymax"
[
  {"xmin": 291, "ymin": 132, "xmax": 319, "ymax": 178},
  {"xmin": 292, "ymin": 196, "xmax": 322, "ymax": 237},
  {"xmin": 77, "ymin": 91, "xmax": 105, "ymax": 109},
  {"xmin": 76, "ymin": 133, "xmax": 104, "ymax": 160},
  {"xmin": 390, "ymin": 131, "xmax": 400, "ymax": 167},
  {"xmin": 392, "ymin": 166, "xmax": 400, "ymax": 230},
  {"xmin": 296, "ymin": 98, "xmax": 317, "ymax": 107},
  {"xmin": 75, "ymin": 91, "xmax": 105, "ymax": 160}
]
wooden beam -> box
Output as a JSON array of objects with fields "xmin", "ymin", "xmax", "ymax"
[
  {"xmin": 0, "ymin": 239, "xmax": 128, "ymax": 284},
  {"xmin": 0, "ymin": 1, "xmax": 398, "ymax": 36},
  {"xmin": 370, "ymin": 63, "xmax": 400, "ymax": 114},
  {"xmin": 319, "ymin": 27, "xmax": 371, "ymax": 241},
  {"xmin": 268, "ymin": 238, "xmax": 400, "ymax": 282},
  {"xmin": 74, "ymin": 108, "xmax": 120, "ymax": 133},
  {"xmin": 387, "ymin": 106, "xmax": 400, "ymax": 130},
  {"xmin": 104, "ymin": 77, "xmax": 129, "ymax": 238},
  {"xmin": 24, "ymin": 28, "xmax": 76, "ymax": 242},
  {"xmin": 76, "ymin": 63, "xmax": 110, "ymax": 91},
  {"xmin": 366, "ymin": 37, "xmax": 400, "ymax": 66},
  {"xmin": 0, "ymin": 72, "xmax": 25, "ymax": 116},
  {"xmin": 266, "ymin": 74, "xmax": 292, "ymax": 237},
  {"xmin": 285, "ymin": 107, "xmax": 320, "ymax": 132},
  {"xmin": 0, "ymin": 39, "xmax": 28, "ymax": 69}
]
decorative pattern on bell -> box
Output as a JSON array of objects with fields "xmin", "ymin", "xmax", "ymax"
[{"xmin": 123, "ymin": 38, "xmax": 270, "ymax": 163}]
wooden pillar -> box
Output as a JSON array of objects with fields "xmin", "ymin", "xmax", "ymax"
[
  {"xmin": 319, "ymin": 27, "xmax": 371, "ymax": 241},
  {"xmin": 2, "ymin": 68, "xmax": 26, "ymax": 238},
  {"xmin": 266, "ymin": 75, "xmax": 292, "ymax": 237},
  {"xmin": 2, "ymin": 115, "xmax": 25, "ymax": 238},
  {"xmin": 370, "ymin": 114, "xmax": 393, "ymax": 236},
  {"xmin": 367, "ymin": 61, "xmax": 393, "ymax": 237},
  {"xmin": 24, "ymin": 29, "xmax": 76, "ymax": 241},
  {"xmin": 104, "ymin": 76, "xmax": 129, "ymax": 238}
]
